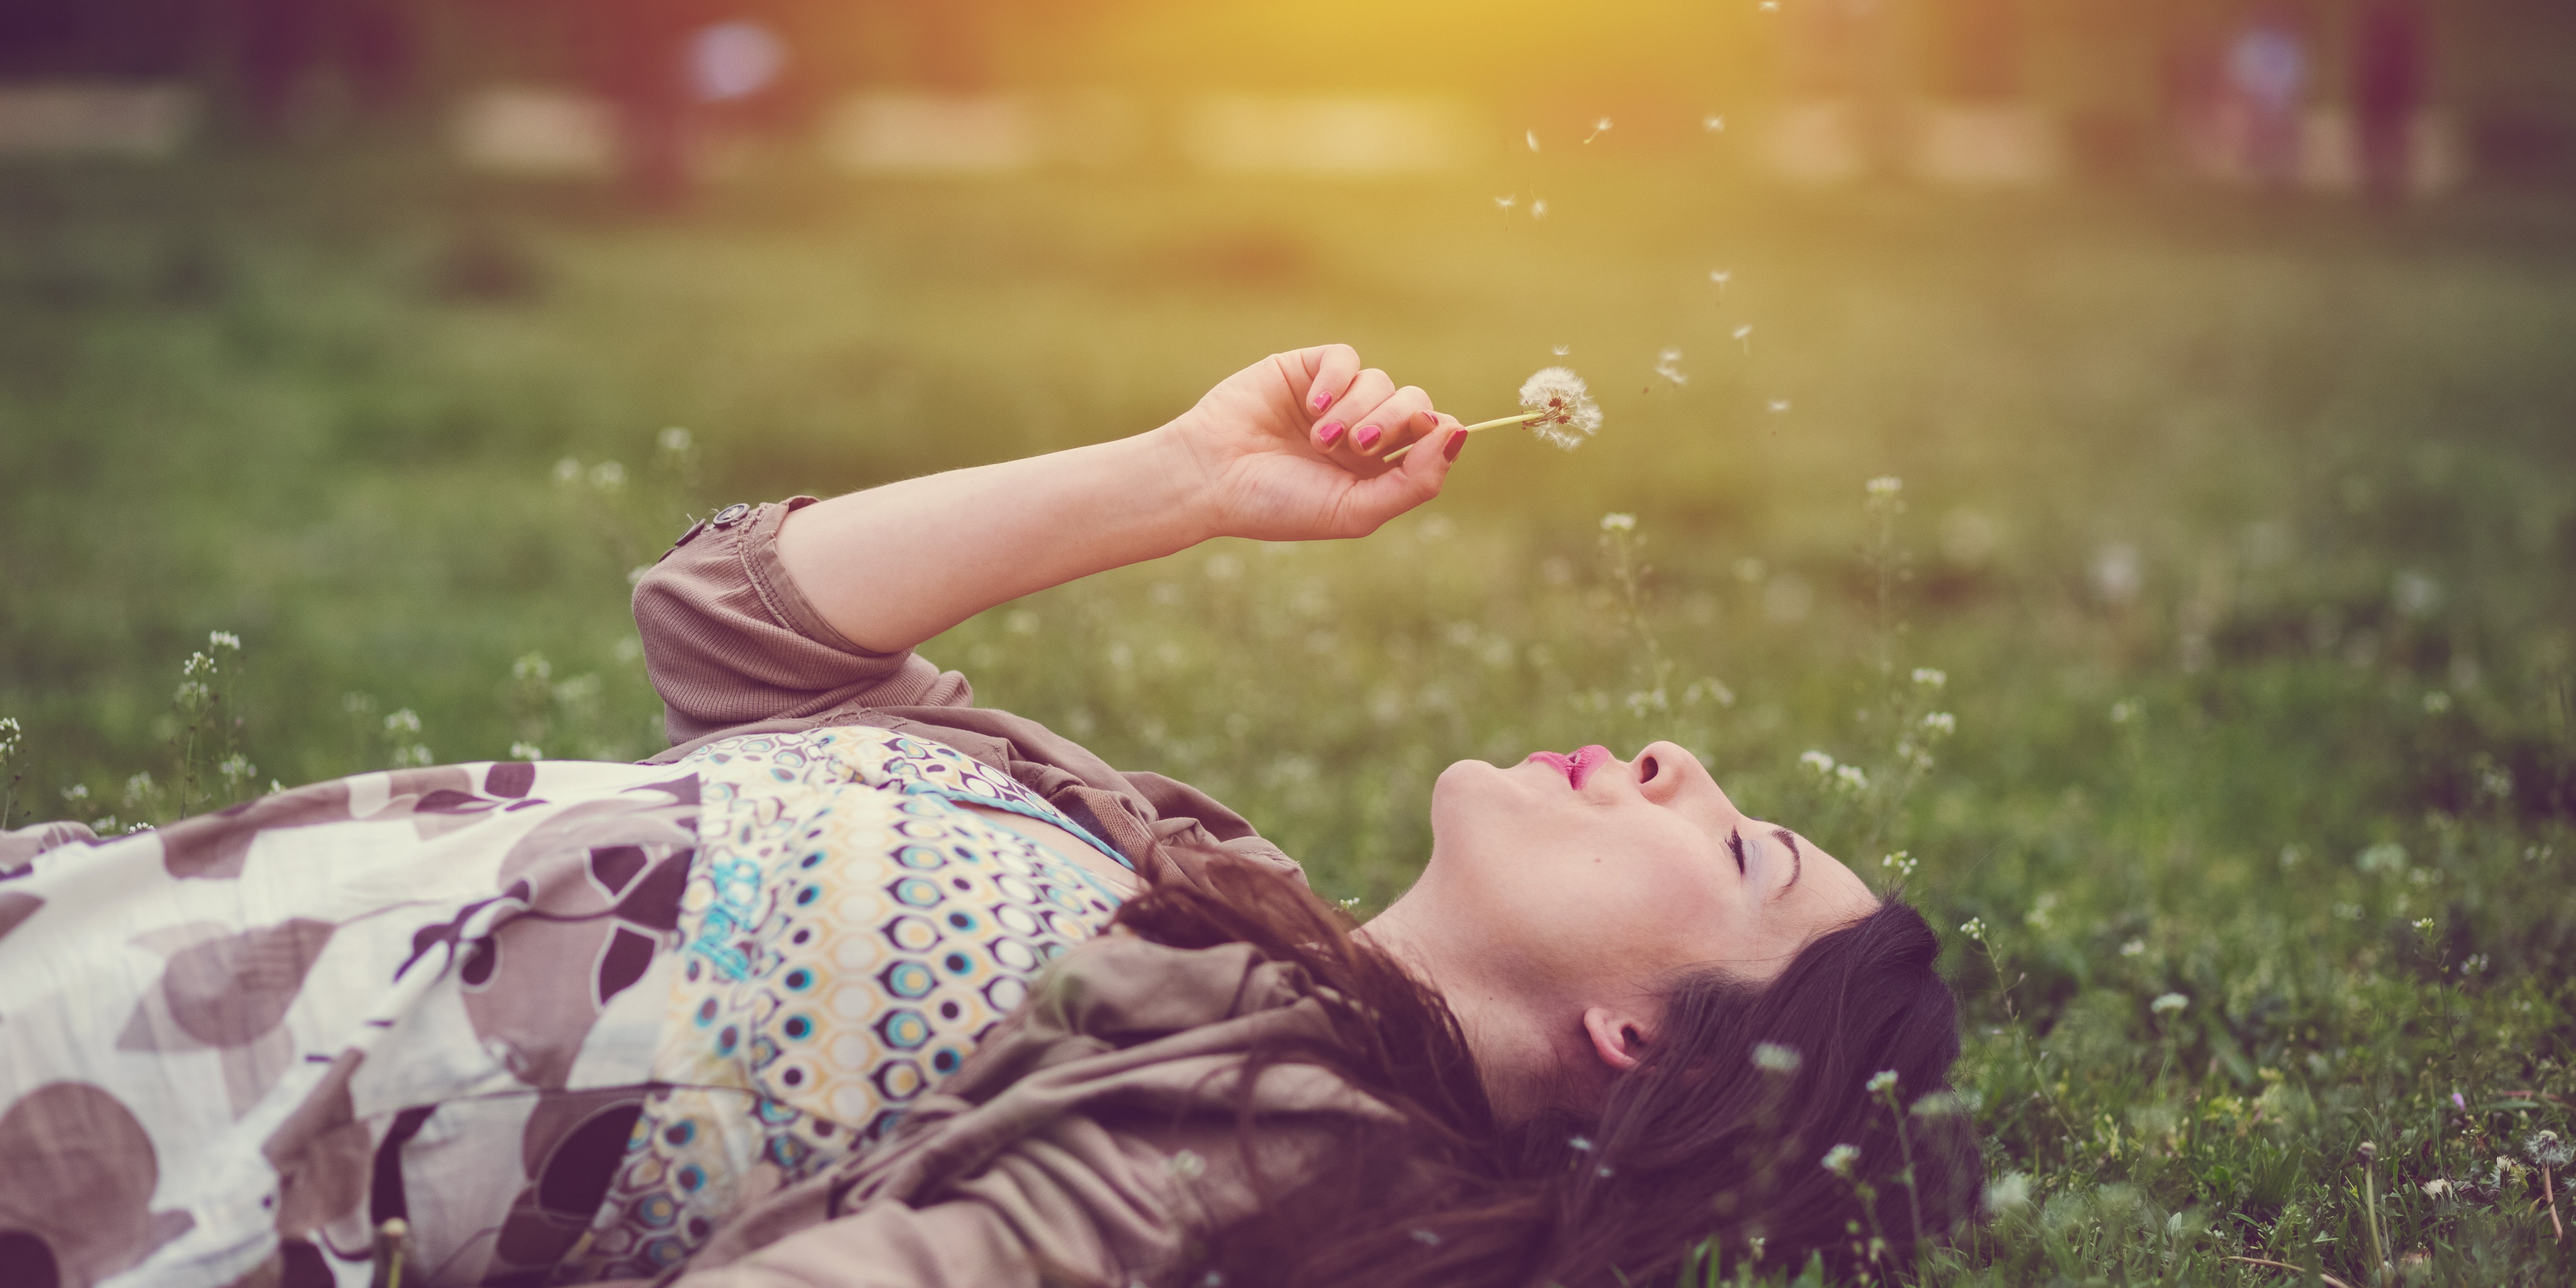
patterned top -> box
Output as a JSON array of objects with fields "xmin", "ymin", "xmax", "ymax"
[{"xmin": 578, "ymin": 726, "xmax": 1133, "ymax": 1278}]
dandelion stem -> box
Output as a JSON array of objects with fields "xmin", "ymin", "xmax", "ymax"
[{"xmin": 1380, "ymin": 412, "xmax": 1542, "ymax": 463}]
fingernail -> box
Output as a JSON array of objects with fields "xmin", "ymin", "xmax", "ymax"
[
  {"xmin": 1316, "ymin": 421, "xmax": 1344, "ymax": 448},
  {"xmin": 1442, "ymin": 428, "xmax": 1467, "ymax": 462},
  {"xmin": 1312, "ymin": 392, "xmax": 1332, "ymax": 411},
  {"xmin": 1354, "ymin": 425, "xmax": 1382, "ymax": 452}
]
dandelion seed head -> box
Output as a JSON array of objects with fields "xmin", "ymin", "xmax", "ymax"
[
  {"xmin": 1753, "ymin": 1042, "xmax": 1803, "ymax": 1073},
  {"xmin": 1983, "ymin": 1173, "xmax": 2033, "ymax": 1212},
  {"xmin": 1821, "ymin": 1144, "xmax": 1860, "ymax": 1178},
  {"xmin": 2527, "ymin": 1130, "xmax": 2574, "ymax": 1169},
  {"xmin": 2150, "ymin": 992, "xmax": 2190, "ymax": 1015},
  {"xmin": 1517, "ymin": 367, "xmax": 1602, "ymax": 449}
]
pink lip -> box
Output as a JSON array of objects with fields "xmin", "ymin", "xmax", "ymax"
[{"xmin": 1526, "ymin": 745, "xmax": 1613, "ymax": 789}]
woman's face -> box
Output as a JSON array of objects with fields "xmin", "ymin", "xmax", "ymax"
[{"xmin": 1417, "ymin": 741, "xmax": 1878, "ymax": 997}]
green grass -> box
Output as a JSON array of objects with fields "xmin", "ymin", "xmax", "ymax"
[{"xmin": 2, "ymin": 150, "xmax": 2572, "ymax": 1284}]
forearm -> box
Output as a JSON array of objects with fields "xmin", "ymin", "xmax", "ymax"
[{"xmin": 775, "ymin": 425, "xmax": 1213, "ymax": 654}]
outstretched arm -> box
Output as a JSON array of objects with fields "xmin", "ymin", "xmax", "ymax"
[{"xmin": 775, "ymin": 343, "xmax": 1468, "ymax": 654}]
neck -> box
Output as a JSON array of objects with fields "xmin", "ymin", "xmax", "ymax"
[{"xmin": 1361, "ymin": 894, "xmax": 1556, "ymax": 1120}]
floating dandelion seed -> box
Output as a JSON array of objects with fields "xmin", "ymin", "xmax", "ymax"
[
  {"xmin": 1530, "ymin": 198, "xmax": 1548, "ymax": 220},
  {"xmin": 1758, "ymin": 0, "xmax": 1779, "ymax": 11},
  {"xmin": 1704, "ymin": 114, "xmax": 1726, "ymax": 133},
  {"xmin": 1551, "ymin": 344, "xmax": 1570, "ymax": 356},
  {"xmin": 1584, "ymin": 116, "xmax": 1613, "ymax": 144},
  {"xmin": 1767, "ymin": 399, "xmax": 1792, "ymax": 414},
  {"xmin": 1383, "ymin": 367, "xmax": 1601, "ymax": 462},
  {"xmin": 1494, "ymin": 194, "xmax": 1517, "ymax": 212},
  {"xmin": 1654, "ymin": 348, "xmax": 1689, "ymax": 386},
  {"xmin": 1733, "ymin": 322, "xmax": 1754, "ymax": 353},
  {"xmin": 1526, "ymin": 129, "xmax": 1540, "ymax": 153},
  {"xmin": 1710, "ymin": 268, "xmax": 1731, "ymax": 296}
]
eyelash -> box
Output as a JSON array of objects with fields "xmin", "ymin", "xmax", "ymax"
[{"xmin": 1728, "ymin": 828, "xmax": 1747, "ymax": 875}]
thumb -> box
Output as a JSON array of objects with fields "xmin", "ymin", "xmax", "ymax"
[{"xmin": 1343, "ymin": 415, "xmax": 1463, "ymax": 532}]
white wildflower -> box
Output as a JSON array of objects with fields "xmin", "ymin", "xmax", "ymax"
[
  {"xmin": 2120, "ymin": 937, "xmax": 2145, "ymax": 957},
  {"xmin": 1833, "ymin": 763, "xmax": 1869, "ymax": 793},
  {"xmin": 1912, "ymin": 667, "xmax": 1946, "ymax": 689},
  {"xmin": 123, "ymin": 771, "xmax": 157, "ymax": 805},
  {"xmin": 1866, "ymin": 475, "xmax": 1903, "ymax": 498},
  {"xmin": 588, "ymin": 461, "xmax": 627, "ymax": 491},
  {"xmin": 2422, "ymin": 690, "xmax": 2453, "ymax": 714},
  {"xmin": 552, "ymin": 457, "xmax": 582, "ymax": 484},
  {"xmin": 60, "ymin": 783, "xmax": 88, "ymax": 805},
  {"xmin": 1518, "ymin": 368, "xmax": 1602, "ymax": 449},
  {"xmin": 1821, "ymin": 1144, "xmax": 1860, "ymax": 1178},
  {"xmin": 208, "ymin": 631, "xmax": 241, "ymax": 651},
  {"xmin": 657, "ymin": 426, "xmax": 694, "ymax": 453},
  {"xmin": 182, "ymin": 651, "xmax": 213, "ymax": 678},
  {"xmin": 1881, "ymin": 851, "xmax": 1917, "ymax": 879},
  {"xmin": 1921, "ymin": 711, "xmax": 1957, "ymax": 736},
  {"xmin": 0, "ymin": 716, "xmax": 18, "ymax": 759},
  {"xmin": 1958, "ymin": 917, "xmax": 1987, "ymax": 942},
  {"xmin": 1599, "ymin": 512, "xmax": 1636, "ymax": 534},
  {"xmin": 1752, "ymin": 1042, "xmax": 1803, "ymax": 1073},
  {"xmin": 1865, "ymin": 1070, "xmax": 1898, "ymax": 1095},
  {"xmin": 385, "ymin": 708, "xmax": 423, "ymax": 736},
  {"xmin": 2150, "ymin": 992, "xmax": 2190, "ymax": 1016},
  {"xmin": 393, "ymin": 744, "xmax": 435, "ymax": 769},
  {"xmin": 217, "ymin": 754, "xmax": 255, "ymax": 783},
  {"xmin": 509, "ymin": 742, "xmax": 545, "ymax": 761},
  {"xmin": 2421, "ymin": 1178, "xmax": 2453, "ymax": 1200},
  {"xmin": 2110, "ymin": 699, "xmax": 2138, "ymax": 724}
]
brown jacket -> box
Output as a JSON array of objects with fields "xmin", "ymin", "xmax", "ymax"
[
  {"xmin": 631, "ymin": 497, "xmax": 1306, "ymax": 899},
  {"xmin": 631, "ymin": 499, "xmax": 1367, "ymax": 1285},
  {"xmin": 659, "ymin": 936, "xmax": 1392, "ymax": 1287}
]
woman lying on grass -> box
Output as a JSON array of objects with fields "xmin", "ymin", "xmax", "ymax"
[{"xmin": 0, "ymin": 345, "xmax": 1977, "ymax": 1288}]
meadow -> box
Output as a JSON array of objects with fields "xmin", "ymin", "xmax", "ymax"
[{"xmin": 1, "ymin": 148, "xmax": 2572, "ymax": 1284}]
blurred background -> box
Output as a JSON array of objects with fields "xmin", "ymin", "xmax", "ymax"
[{"xmin": 3, "ymin": 4, "xmax": 2576, "ymax": 1276}]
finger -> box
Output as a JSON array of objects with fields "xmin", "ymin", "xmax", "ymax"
[
  {"xmin": 1317, "ymin": 367, "xmax": 1395, "ymax": 455},
  {"xmin": 1295, "ymin": 343, "xmax": 1362, "ymax": 418},
  {"xmin": 1351, "ymin": 387, "xmax": 1438, "ymax": 462}
]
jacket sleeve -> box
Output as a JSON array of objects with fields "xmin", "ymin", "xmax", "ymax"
[{"xmin": 631, "ymin": 497, "xmax": 973, "ymax": 746}]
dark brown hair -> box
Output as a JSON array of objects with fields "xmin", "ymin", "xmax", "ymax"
[{"xmin": 1112, "ymin": 860, "xmax": 1980, "ymax": 1287}]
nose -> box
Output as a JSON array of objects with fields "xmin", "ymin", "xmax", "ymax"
[{"xmin": 1631, "ymin": 740, "xmax": 1709, "ymax": 807}]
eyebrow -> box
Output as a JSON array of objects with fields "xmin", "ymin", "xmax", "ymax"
[
  {"xmin": 1727, "ymin": 827, "xmax": 1747, "ymax": 875},
  {"xmin": 1770, "ymin": 828, "xmax": 1803, "ymax": 897}
]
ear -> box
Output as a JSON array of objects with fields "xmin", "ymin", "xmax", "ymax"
[{"xmin": 1581, "ymin": 1005, "xmax": 1651, "ymax": 1073}]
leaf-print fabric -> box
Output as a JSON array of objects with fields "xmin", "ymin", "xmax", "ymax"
[{"xmin": 0, "ymin": 761, "xmax": 698, "ymax": 1288}]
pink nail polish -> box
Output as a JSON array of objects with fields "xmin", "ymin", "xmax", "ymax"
[
  {"xmin": 1317, "ymin": 422, "xmax": 1344, "ymax": 447},
  {"xmin": 1354, "ymin": 425, "xmax": 1382, "ymax": 451},
  {"xmin": 1442, "ymin": 428, "xmax": 1467, "ymax": 462},
  {"xmin": 1312, "ymin": 392, "xmax": 1332, "ymax": 411}
]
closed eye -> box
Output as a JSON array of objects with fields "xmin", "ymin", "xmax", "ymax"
[{"xmin": 1727, "ymin": 827, "xmax": 1746, "ymax": 875}]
